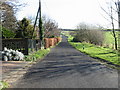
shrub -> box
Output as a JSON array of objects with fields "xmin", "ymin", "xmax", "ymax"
[
  {"xmin": 73, "ymin": 30, "xmax": 104, "ymax": 45},
  {"xmin": 73, "ymin": 23, "xmax": 104, "ymax": 45},
  {"xmin": 0, "ymin": 26, "xmax": 16, "ymax": 38}
]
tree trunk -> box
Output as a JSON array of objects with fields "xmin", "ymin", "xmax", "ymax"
[
  {"xmin": 111, "ymin": 6, "xmax": 118, "ymax": 50},
  {"xmin": 111, "ymin": 20, "xmax": 118, "ymax": 50}
]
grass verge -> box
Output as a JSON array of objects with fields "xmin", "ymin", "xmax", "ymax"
[
  {"xmin": 68, "ymin": 36, "xmax": 119, "ymax": 66},
  {"xmin": 25, "ymin": 48, "xmax": 50, "ymax": 62},
  {"xmin": 0, "ymin": 81, "xmax": 9, "ymax": 89}
]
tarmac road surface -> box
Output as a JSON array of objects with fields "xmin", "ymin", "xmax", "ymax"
[{"xmin": 12, "ymin": 36, "xmax": 118, "ymax": 88}]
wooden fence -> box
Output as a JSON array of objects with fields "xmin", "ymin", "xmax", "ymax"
[
  {"xmin": 2, "ymin": 37, "xmax": 62, "ymax": 55},
  {"xmin": 2, "ymin": 38, "xmax": 41, "ymax": 55}
]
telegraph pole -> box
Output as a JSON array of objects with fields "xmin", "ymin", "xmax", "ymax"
[
  {"xmin": 32, "ymin": 0, "xmax": 43, "ymax": 49},
  {"xmin": 118, "ymin": 0, "xmax": 120, "ymax": 29},
  {"xmin": 39, "ymin": 0, "xmax": 42, "ymax": 49},
  {"xmin": 118, "ymin": 0, "xmax": 120, "ymax": 68},
  {"xmin": 39, "ymin": 0, "xmax": 43, "ymax": 49}
]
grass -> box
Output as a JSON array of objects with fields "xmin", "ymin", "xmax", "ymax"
[
  {"xmin": 68, "ymin": 35, "xmax": 119, "ymax": 66},
  {"xmin": 25, "ymin": 48, "xmax": 50, "ymax": 62},
  {"xmin": 26, "ymin": 41, "xmax": 62, "ymax": 62},
  {"xmin": 0, "ymin": 81, "xmax": 9, "ymax": 89},
  {"xmin": 103, "ymin": 31, "xmax": 119, "ymax": 48}
]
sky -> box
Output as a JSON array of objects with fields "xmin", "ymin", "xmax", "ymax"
[{"xmin": 16, "ymin": 0, "xmax": 119, "ymax": 29}]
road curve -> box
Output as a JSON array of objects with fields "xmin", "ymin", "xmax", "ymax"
[{"xmin": 12, "ymin": 36, "xmax": 118, "ymax": 88}]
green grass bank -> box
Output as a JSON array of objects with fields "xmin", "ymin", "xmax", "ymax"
[
  {"xmin": 25, "ymin": 48, "xmax": 50, "ymax": 62},
  {"xmin": 68, "ymin": 36, "xmax": 119, "ymax": 66}
]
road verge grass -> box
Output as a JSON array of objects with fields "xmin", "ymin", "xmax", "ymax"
[
  {"xmin": 68, "ymin": 36, "xmax": 119, "ymax": 66},
  {"xmin": 0, "ymin": 81, "xmax": 9, "ymax": 89},
  {"xmin": 25, "ymin": 48, "xmax": 50, "ymax": 62}
]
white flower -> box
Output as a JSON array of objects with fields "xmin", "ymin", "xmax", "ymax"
[
  {"xmin": 19, "ymin": 52, "xmax": 24, "ymax": 60},
  {"xmin": 4, "ymin": 47, "xmax": 7, "ymax": 51},
  {"xmin": 0, "ymin": 51, "xmax": 4, "ymax": 55},
  {"xmin": 9, "ymin": 49, "xmax": 13, "ymax": 52},
  {"xmin": 5, "ymin": 52, "xmax": 9, "ymax": 56},
  {"xmin": 2, "ymin": 47, "xmax": 25, "ymax": 61},
  {"xmin": 8, "ymin": 53, "xmax": 12, "ymax": 57},
  {"xmin": 11, "ymin": 50, "xmax": 16, "ymax": 55},
  {"xmin": 16, "ymin": 51, "xmax": 24, "ymax": 60},
  {"xmin": 1, "ymin": 51, "xmax": 4, "ymax": 54},
  {"xmin": 4, "ymin": 56, "xmax": 8, "ymax": 61},
  {"xmin": 13, "ymin": 56, "xmax": 19, "ymax": 61}
]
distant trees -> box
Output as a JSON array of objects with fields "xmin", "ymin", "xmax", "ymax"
[
  {"xmin": 73, "ymin": 23, "xmax": 104, "ymax": 46},
  {"xmin": 42, "ymin": 16, "xmax": 60, "ymax": 38}
]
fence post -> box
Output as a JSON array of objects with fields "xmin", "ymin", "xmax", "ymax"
[{"xmin": 24, "ymin": 38, "xmax": 29, "ymax": 55}]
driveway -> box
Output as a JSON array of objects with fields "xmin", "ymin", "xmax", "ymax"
[{"xmin": 12, "ymin": 36, "xmax": 118, "ymax": 88}]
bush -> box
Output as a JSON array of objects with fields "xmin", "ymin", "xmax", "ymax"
[
  {"xmin": 73, "ymin": 30, "xmax": 104, "ymax": 45},
  {"xmin": 1, "ymin": 47, "xmax": 24, "ymax": 61},
  {"xmin": 73, "ymin": 23, "xmax": 104, "ymax": 45},
  {"xmin": 0, "ymin": 26, "xmax": 16, "ymax": 38}
]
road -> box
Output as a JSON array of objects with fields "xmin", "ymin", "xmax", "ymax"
[{"xmin": 12, "ymin": 36, "xmax": 118, "ymax": 88}]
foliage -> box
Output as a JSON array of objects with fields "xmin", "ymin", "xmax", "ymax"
[
  {"xmin": 68, "ymin": 36, "xmax": 119, "ymax": 65},
  {"xmin": 16, "ymin": 18, "xmax": 35, "ymax": 38},
  {"xmin": 103, "ymin": 31, "xmax": 119, "ymax": 49},
  {"xmin": 104, "ymin": 31, "xmax": 115, "ymax": 48},
  {"xmin": 40, "ymin": 19, "xmax": 43, "ymax": 39},
  {"xmin": 73, "ymin": 23, "xmax": 104, "ymax": 46},
  {"xmin": 0, "ymin": 26, "xmax": 16, "ymax": 38},
  {"xmin": 0, "ymin": 81, "xmax": 9, "ymax": 89},
  {"xmin": 0, "ymin": 1, "xmax": 17, "ymax": 32},
  {"xmin": 64, "ymin": 30, "xmax": 119, "ymax": 49},
  {"xmin": 25, "ymin": 48, "xmax": 50, "ymax": 62}
]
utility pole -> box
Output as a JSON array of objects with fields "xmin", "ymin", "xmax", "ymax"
[
  {"xmin": 118, "ymin": 0, "xmax": 120, "ymax": 28},
  {"xmin": 39, "ymin": 0, "xmax": 43, "ymax": 49},
  {"xmin": 118, "ymin": 0, "xmax": 120, "ymax": 67},
  {"xmin": 32, "ymin": 0, "xmax": 43, "ymax": 49}
]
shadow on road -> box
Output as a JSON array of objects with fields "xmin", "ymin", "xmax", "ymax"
[
  {"xmin": 11, "ymin": 35, "xmax": 118, "ymax": 88},
  {"xmin": 22, "ymin": 36, "xmax": 115, "ymax": 82}
]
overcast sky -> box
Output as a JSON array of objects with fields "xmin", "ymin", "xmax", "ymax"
[{"xmin": 16, "ymin": 0, "xmax": 118, "ymax": 29}]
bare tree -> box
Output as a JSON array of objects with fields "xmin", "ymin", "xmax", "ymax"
[
  {"xmin": 99, "ymin": 0, "xmax": 119, "ymax": 50},
  {"xmin": 110, "ymin": 5, "xmax": 118, "ymax": 50},
  {"xmin": 42, "ymin": 16, "xmax": 60, "ymax": 38}
]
